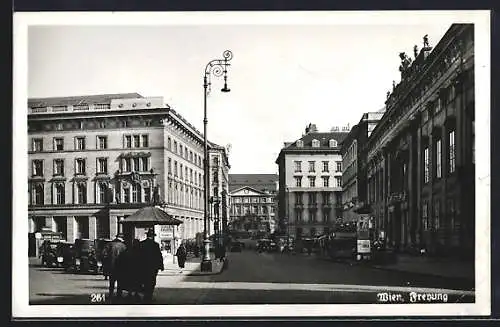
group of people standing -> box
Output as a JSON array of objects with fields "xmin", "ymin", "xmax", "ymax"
[{"xmin": 102, "ymin": 229, "xmax": 167, "ymax": 303}]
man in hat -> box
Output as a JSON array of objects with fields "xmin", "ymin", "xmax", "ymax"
[
  {"xmin": 103, "ymin": 233, "xmax": 127, "ymax": 298},
  {"xmin": 140, "ymin": 228, "xmax": 164, "ymax": 303}
]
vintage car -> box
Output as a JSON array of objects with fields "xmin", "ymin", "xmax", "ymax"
[
  {"xmin": 40, "ymin": 240, "xmax": 60, "ymax": 267},
  {"xmin": 54, "ymin": 242, "xmax": 74, "ymax": 268},
  {"xmin": 256, "ymin": 239, "xmax": 278, "ymax": 253},
  {"xmin": 229, "ymin": 241, "xmax": 243, "ymax": 252},
  {"xmin": 73, "ymin": 239, "xmax": 102, "ymax": 274}
]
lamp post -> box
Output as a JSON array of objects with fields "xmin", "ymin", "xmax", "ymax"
[{"xmin": 201, "ymin": 50, "xmax": 233, "ymax": 272}]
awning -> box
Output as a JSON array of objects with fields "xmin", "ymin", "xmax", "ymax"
[{"xmin": 121, "ymin": 206, "xmax": 183, "ymax": 225}]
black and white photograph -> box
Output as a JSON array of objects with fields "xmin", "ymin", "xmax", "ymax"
[{"xmin": 12, "ymin": 10, "xmax": 491, "ymax": 318}]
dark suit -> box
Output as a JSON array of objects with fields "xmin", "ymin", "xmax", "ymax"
[
  {"xmin": 103, "ymin": 238, "xmax": 127, "ymax": 297},
  {"xmin": 140, "ymin": 237, "xmax": 164, "ymax": 303}
]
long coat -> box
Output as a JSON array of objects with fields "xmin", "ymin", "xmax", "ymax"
[
  {"xmin": 176, "ymin": 246, "xmax": 187, "ymax": 268},
  {"xmin": 140, "ymin": 238, "xmax": 164, "ymax": 273},
  {"xmin": 103, "ymin": 239, "xmax": 127, "ymax": 276}
]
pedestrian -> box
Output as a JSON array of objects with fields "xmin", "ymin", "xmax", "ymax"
[
  {"xmin": 103, "ymin": 233, "xmax": 127, "ymax": 299},
  {"xmin": 175, "ymin": 242, "xmax": 187, "ymax": 273},
  {"xmin": 140, "ymin": 229, "xmax": 164, "ymax": 303},
  {"xmin": 117, "ymin": 239, "xmax": 143, "ymax": 301}
]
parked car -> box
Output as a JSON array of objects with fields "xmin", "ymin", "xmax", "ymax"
[
  {"xmin": 73, "ymin": 239, "xmax": 101, "ymax": 274},
  {"xmin": 40, "ymin": 240, "xmax": 60, "ymax": 267},
  {"xmin": 229, "ymin": 241, "xmax": 242, "ymax": 252},
  {"xmin": 55, "ymin": 242, "xmax": 74, "ymax": 268}
]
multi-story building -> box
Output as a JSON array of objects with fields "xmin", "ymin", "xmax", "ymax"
[
  {"xmin": 228, "ymin": 174, "xmax": 278, "ymax": 233},
  {"xmin": 362, "ymin": 24, "xmax": 474, "ymax": 257},
  {"xmin": 341, "ymin": 110, "xmax": 385, "ymax": 222},
  {"xmin": 276, "ymin": 124, "xmax": 349, "ymax": 238},
  {"xmin": 28, "ymin": 93, "xmax": 213, "ymax": 253},
  {"xmin": 208, "ymin": 142, "xmax": 231, "ymax": 241}
]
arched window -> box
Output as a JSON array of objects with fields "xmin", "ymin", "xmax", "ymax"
[
  {"xmin": 99, "ymin": 182, "xmax": 108, "ymax": 203},
  {"xmin": 132, "ymin": 184, "xmax": 141, "ymax": 203},
  {"xmin": 329, "ymin": 139, "xmax": 338, "ymax": 148},
  {"xmin": 77, "ymin": 183, "xmax": 87, "ymax": 204},
  {"xmin": 55, "ymin": 183, "xmax": 65, "ymax": 204},
  {"xmin": 34, "ymin": 184, "xmax": 44, "ymax": 205},
  {"xmin": 311, "ymin": 139, "xmax": 320, "ymax": 148},
  {"xmin": 167, "ymin": 137, "xmax": 172, "ymax": 150}
]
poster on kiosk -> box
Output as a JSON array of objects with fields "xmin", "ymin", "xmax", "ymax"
[{"xmin": 356, "ymin": 215, "xmax": 371, "ymax": 259}]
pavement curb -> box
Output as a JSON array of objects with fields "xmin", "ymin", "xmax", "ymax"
[{"xmin": 188, "ymin": 258, "xmax": 226, "ymax": 276}]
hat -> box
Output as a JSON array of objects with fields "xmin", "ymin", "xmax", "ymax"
[
  {"xmin": 116, "ymin": 233, "xmax": 125, "ymax": 239},
  {"xmin": 146, "ymin": 229, "xmax": 156, "ymax": 237}
]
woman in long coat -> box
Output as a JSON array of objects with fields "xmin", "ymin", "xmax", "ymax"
[{"xmin": 175, "ymin": 243, "xmax": 187, "ymax": 273}]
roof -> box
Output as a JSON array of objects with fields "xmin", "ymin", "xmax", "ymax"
[
  {"xmin": 28, "ymin": 93, "xmax": 143, "ymax": 108},
  {"xmin": 284, "ymin": 132, "xmax": 348, "ymax": 150},
  {"xmin": 229, "ymin": 174, "xmax": 278, "ymax": 193},
  {"xmin": 121, "ymin": 206, "xmax": 183, "ymax": 225}
]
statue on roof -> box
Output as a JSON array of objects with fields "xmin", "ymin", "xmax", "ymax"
[
  {"xmin": 399, "ymin": 52, "xmax": 412, "ymax": 74},
  {"xmin": 413, "ymin": 45, "xmax": 419, "ymax": 58},
  {"xmin": 392, "ymin": 80, "xmax": 396, "ymax": 90},
  {"xmin": 386, "ymin": 91, "xmax": 390, "ymax": 100},
  {"xmin": 423, "ymin": 34, "xmax": 429, "ymax": 48}
]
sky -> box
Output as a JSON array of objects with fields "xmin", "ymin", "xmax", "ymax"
[{"xmin": 27, "ymin": 13, "xmax": 457, "ymax": 174}]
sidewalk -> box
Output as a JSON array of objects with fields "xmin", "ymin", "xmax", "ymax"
[{"xmin": 158, "ymin": 254, "xmax": 225, "ymax": 277}]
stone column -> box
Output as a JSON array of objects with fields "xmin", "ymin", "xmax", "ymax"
[
  {"xmin": 109, "ymin": 215, "xmax": 118, "ymax": 239},
  {"xmin": 89, "ymin": 216, "xmax": 97, "ymax": 240},
  {"xmin": 66, "ymin": 216, "xmax": 76, "ymax": 243}
]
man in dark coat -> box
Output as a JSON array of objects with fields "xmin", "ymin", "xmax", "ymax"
[
  {"xmin": 103, "ymin": 233, "xmax": 127, "ymax": 298},
  {"xmin": 175, "ymin": 243, "xmax": 187, "ymax": 273},
  {"xmin": 140, "ymin": 229, "xmax": 164, "ymax": 303},
  {"xmin": 117, "ymin": 239, "xmax": 143, "ymax": 300}
]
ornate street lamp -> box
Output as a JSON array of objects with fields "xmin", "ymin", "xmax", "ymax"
[{"xmin": 201, "ymin": 50, "xmax": 233, "ymax": 272}]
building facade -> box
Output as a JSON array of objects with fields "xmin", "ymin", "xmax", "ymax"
[
  {"xmin": 208, "ymin": 143, "xmax": 231, "ymax": 241},
  {"xmin": 276, "ymin": 124, "xmax": 349, "ymax": 238},
  {"xmin": 228, "ymin": 174, "xmax": 278, "ymax": 233},
  {"xmin": 362, "ymin": 24, "xmax": 475, "ymax": 257},
  {"xmin": 341, "ymin": 110, "xmax": 384, "ymax": 222},
  {"xmin": 28, "ymin": 93, "xmax": 214, "ymax": 252}
]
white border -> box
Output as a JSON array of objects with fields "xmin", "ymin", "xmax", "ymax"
[{"xmin": 13, "ymin": 10, "xmax": 491, "ymax": 318}]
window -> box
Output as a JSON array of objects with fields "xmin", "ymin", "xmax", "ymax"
[
  {"xmin": 97, "ymin": 158, "xmax": 108, "ymax": 174},
  {"xmin": 309, "ymin": 192, "xmax": 316, "ymax": 204},
  {"xmin": 424, "ymin": 146, "xmax": 430, "ymax": 183},
  {"xmin": 308, "ymin": 161, "xmax": 315, "ymax": 172},
  {"xmin": 133, "ymin": 135, "xmax": 140, "ymax": 148},
  {"xmin": 132, "ymin": 184, "xmax": 140, "ymax": 203},
  {"xmin": 190, "ymin": 169, "xmax": 193, "ymax": 183},
  {"xmin": 97, "ymin": 136, "xmax": 107, "ymax": 149},
  {"xmin": 180, "ymin": 164, "xmax": 183, "ymax": 179},
  {"xmin": 98, "ymin": 182, "xmax": 108, "ymax": 203},
  {"xmin": 322, "ymin": 192, "xmax": 330, "ymax": 205},
  {"xmin": 309, "ymin": 176, "xmax": 316, "ymax": 187},
  {"xmin": 336, "ymin": 161, "xmax": 342, "ymax": 172},
  {"xmin": 312, "ymin": 139, "xmax": 320, "ymax": 147},
  {"xmin": 168, "ymin": 158, "xmax": 172, "ymax": 174},
  {"xmin": 295, "ymin": 176, "xmax": 302, "ymax": 187},
  {"xmin": 436, "ymin": 139, "xmax": 442, "ymax": 179},
  {"xmin": 144, "ymin": 187, "xmax": 151, "ymax": 203},
  {"xmin": 77, "ymin": 183, "xmax": 87, "ymax": 204},
  {"xmin": 190, "ymin": 151, "xmax": 193, "ymax": 162},
  {"xmin": 54, "ymin": 138, "xmax": 64, "ymax": 151},
  {"xmin": 32, "ymin": 160, "xmax": 43, "ymax": 176},
  {"xmin": 76, "ymin": 137, "xmax": 86, "ymax": 150},
  {"xmin": 294, "ymin": 161, "xmax": 302, "ymax": 172},
  {"xmin": 174, "ymin": 141, "xmax": 178, "ymax": 153},
  {"xmin": 123, "ymin": 158, "xmax": 131, "ymax": 172},
  {"xmin": 76, "ymin": 158, "xmax": 86, "ymax": 175},
  {"xmin": 125, "ymin": 135, "xmax": 132, "ymax": 148},
  {"xmin": 449, "ymin": 130, "xmax": 456, "ymax": 173},
  {"xmin": 422, "ymin": 202, "xmax": 429, "ymax": 231},
  {"xmin": 133, "ymin": 157, "xmax": 140, "ymax": 171},
  {"xmin": 322, "ymin": 176, "xmax": 329, "ymax": 187},
  {"xmin": 53, "ymin": 159, "xmax": 64, "ymax": 176},
  {"xmin": 335, "ymin": 176, "xmax": 342, "ymax": 187},
  {"xmin": 180, "ymin": 145, "xmax": 184, "ymax": 157},
  {"xmin": 329, "ymin": 139, "xmax": 337, "ymax": 147},
  {"xmin": 141, "ymin": 157, "xmax": 149, "ymax": 171},
  {"xmin": 142, "ymin": 135, "xmax": 149, "ymax": 147},
  {"xmin": 167, "ymin": 137, "xmax": 172, "ymax": 150},
  {"xmin": 295, "ymin": 192, "xmax": 302, "ymax": 204},
  {"xmin": 123, "ymin": 187, "xmax": 130, "ymax": 203},
  {"xmin": 174, "ymin": 162, "xmax": 178, "ymax": 177},
  {"xmin": 296, "ymin": 140, "xmax": 304, "ymax": 147},
  {"xmin": 434, "ymin": 200, "xmax": 440, "ymax": 230},
  {"xmin": 55, "ymin": 184, "xmax": 65, "ymax": 204},
  {"xmin": 34, "ymin": 184, "xmax": 44, "ymax": 205},
  {"xmin": 422, "ymin": 109, "xmax": 429, "ymax": 123},
  {"xmin": 32, "ymin": 138, "xmax": 43, "ymax": 152},
  {"xmin": 322, "ymin": 161, "xmax": 329, "ymax": 172}
]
